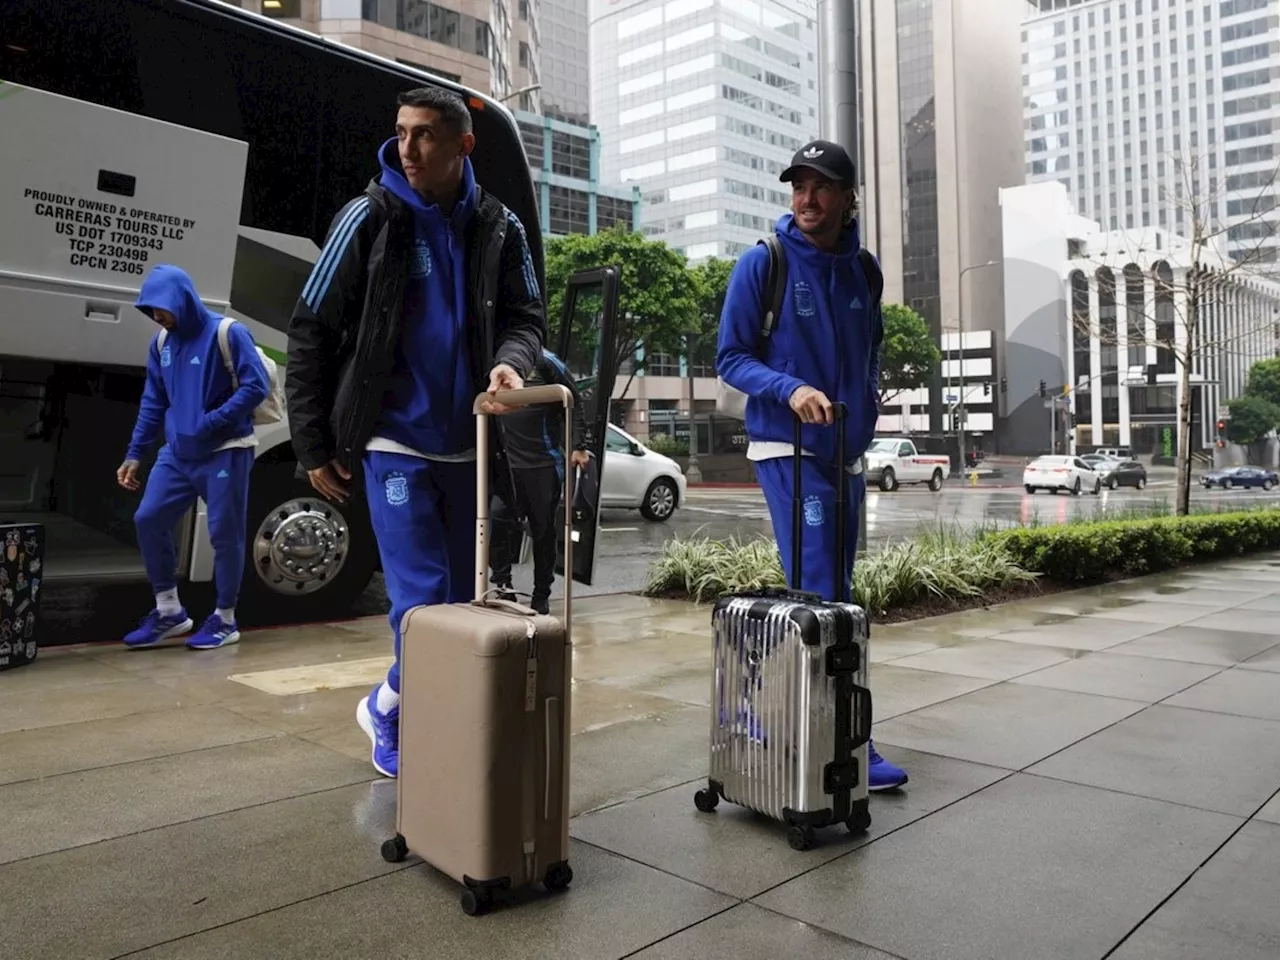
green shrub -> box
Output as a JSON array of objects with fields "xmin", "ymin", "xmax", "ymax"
[
  {"xmin": 644, "ymin": 525, "xmax": 1038, "ymax": 615},
  {"xmin": 644, "ymin": 432, "xmax": 689, "ymax": 456},
  {"xmin": 987, "ymin": 508, "xmax": 1280, "ymax": 583}
]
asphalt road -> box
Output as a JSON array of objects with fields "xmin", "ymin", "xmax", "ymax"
[{"xmin": 38, "ymin": 476, "xmax": 1280, "ymax": 645}]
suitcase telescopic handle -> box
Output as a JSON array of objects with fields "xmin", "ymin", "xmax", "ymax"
[
  {"xmin": 473, "ymin": 385, "xmax": 576, "ymax": 624},
  {"xmin": 790, "ymin": 401, "xmax": 848, "ymax": 598}
]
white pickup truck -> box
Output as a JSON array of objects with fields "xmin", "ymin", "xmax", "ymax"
[{"xmin": 864, "ymin": 438, "xmax": 951, "ymax": 492}]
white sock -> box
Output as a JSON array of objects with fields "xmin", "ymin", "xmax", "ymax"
[
  {"xmin": 155, "ymin": 588, "xmax": 181, "ymax": 617},
  {"xmin": 375, "ymin": 681, "xmax": 400, "ymax": 713},
  {"xmin": 215, "ymin": 607, "xmax": 236, "ymax": 625}
]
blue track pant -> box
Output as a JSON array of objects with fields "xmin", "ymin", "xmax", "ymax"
[
  {"xmin": 755, "ymin": 456, "xmax": 865, "ymax": 603},
  {"xmin": 135, "ymin": 445, "xmax": 253, "ymax": 609},
  {"xmin": 363, "ymin": 452, "xmax": 475, "ymax": 694}
]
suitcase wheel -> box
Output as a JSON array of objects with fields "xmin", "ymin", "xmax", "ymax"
[
  {"xmin": 380, "ymin": 834, "xmax": 408, "ymax": 864},
  {"xmin": 544, "ymin": 861, "xmax": 573, "ymax": 892},
  {"xmin": 693, "ymin": 788, "xmax": 720, "ymax": 813},
  {"xmin": 845, "ymin": 805, "xmax": 872, "ymax": 835},
  {"xmin": 460, "ymin": 888, "xmax": 492, "ymax": 917},
  {"xmin": 787, "ymin": 825, "xmax": 816, "ymax": 851}
]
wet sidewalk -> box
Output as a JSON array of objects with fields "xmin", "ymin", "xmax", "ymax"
[{"xmin": 4, "ymin": 556, "xmax": 1280, "ymax": 959}]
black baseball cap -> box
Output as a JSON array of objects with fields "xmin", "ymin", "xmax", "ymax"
[{"xmin": 780, "ymin": 139, "xmax": 855, "ymax": 185}]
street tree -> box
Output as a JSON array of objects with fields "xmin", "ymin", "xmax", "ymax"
[
  {"xmin": 877, "ymin": 303, "xmax": 941, "ymax": 407},
  {"xmin": 544, "ymin": 227, "xmax": 701, "ymax": 402},
  {"xmin": 1222, "ymin": 394, "xmax": 1280, "ymax": 446},
  {"xmin": 688, "ymin": 256, "xmax": 736, "ymax": 371},
  {"xmin": 1243, "ymin": 357, "xmax": 1280, "ymax": 408},
  {"xmin": 1069, "ymin": 151, "xmax": 1280, "ymax": 515}
]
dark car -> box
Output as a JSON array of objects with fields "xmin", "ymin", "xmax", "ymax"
[
  {"xmin": 1200, "ymin": 465, "xmax": 1280, "ymax": 490},
  {"xmin": 1095, "ymin": 458, "xmax": 1148, "ymax": 490}
]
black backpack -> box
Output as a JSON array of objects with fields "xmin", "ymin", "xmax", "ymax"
[{"xmin": 755, "ymin": 234, "xmax": 884, "ymax": 340}]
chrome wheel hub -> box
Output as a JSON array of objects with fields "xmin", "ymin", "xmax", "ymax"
[
  {"xmin": 253, "ymin": 497, "xmax": 350, "ymax": 596},
  {"xmin": 649, "ymin": 484, "xmax": 675, "ymax": 518}
]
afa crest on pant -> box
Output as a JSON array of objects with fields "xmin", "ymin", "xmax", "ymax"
[
  {"xmin": 385, "ymin": 473, "xmax": 410, "ymax": 506},
  {"xmin": 803, "ymin": 494, "xmax": 824, "ymax": 527}
]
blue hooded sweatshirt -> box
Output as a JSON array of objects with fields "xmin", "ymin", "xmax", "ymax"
[
  {"xmin": 371, "ymin": 138, "xmax": 477, "ymax": 457},
  {"xmin": 126, "ymin": 264, "xmax": 270, "ymax": 463},
  {"xmin": 715, "ymin": 214, "xmax": 883, "ymax": 465}
]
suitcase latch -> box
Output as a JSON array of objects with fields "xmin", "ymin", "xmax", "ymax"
[{"xmin": 826, "ymin": 645, "xmax": 860, "ymax": 676}]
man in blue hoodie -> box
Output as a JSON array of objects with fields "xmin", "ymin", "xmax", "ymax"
[
  {"xmin": 716, "ymin": 140, "xmax": 909, "ymax": 792},
  {"xmin": 286, "ymin": 87, "xmax": 543, "ymax": 778},
  {"xmin": 117, "ymin": 264, "xmax": 270, "ymax": 651}
]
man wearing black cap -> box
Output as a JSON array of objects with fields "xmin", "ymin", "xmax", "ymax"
[{"xmin": 715, "ymin": 139, "xmax": 908, "ymax": 792}]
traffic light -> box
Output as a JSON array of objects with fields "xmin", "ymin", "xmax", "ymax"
[
  {"xmin": 1217, "ymin": 419, "xmax": 1226, "ymax": 434},
  {"xmin": 983, "ymin": 382, "xmax": 991, "ymax": 396},
  {"xmin": 1000, "ymin": 377, "xmax": 1008, "ymax": 393},
  {"xmin": 1039, "ymin": 379, "xmax": 1047, "ymax": 398}
]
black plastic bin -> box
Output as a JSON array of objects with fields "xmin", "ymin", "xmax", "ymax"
[{"xmin": 0, "ymin": 522, "xmax": 43, "ymax": 671}]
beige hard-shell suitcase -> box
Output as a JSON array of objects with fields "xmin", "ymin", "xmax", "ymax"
[{"xmin": 379, "ymin": 384, "xmax": 575, "ymax": 917}]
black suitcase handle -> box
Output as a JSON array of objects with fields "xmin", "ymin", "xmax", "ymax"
[{"xmin": 790, "ymin": 402, "xmax": 848, "ymax": 599}]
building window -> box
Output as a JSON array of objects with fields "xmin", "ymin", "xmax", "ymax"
[
  {"xmin": 261, "ymin": 0, "xmax": 302, "ymax": 16},
  {"xmin": 548, "ymin": 186, "xmax": 589, "ymax": 235}
]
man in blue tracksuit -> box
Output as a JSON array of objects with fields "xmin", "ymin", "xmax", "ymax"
[
  {"xmin": 117, "ymin": 264, "xmax": 269, "ymax": 650},
  {"xmin": 286, "ymin": 88, "xmax": 543, "ymax": 778},
  {"xmin": 716, "ymin": 139, "xmax": 909, "ymax": 792}
]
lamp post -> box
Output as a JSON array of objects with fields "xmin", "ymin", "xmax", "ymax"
[
  {"xmin": 954, "ymin": 260, "xmax": 1000, "ymax": 474},
  {"xmin": 498, "ymin": 83, "xmax": 542, "ymax": 106},
  {"xmin": 685, "ymin": 331, "xmax": 703, "ymax": 484}
]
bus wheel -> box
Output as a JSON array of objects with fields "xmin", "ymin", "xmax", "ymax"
[{"xmin": 242, "ymin": 463, "xmax": 376, "ymax": 616}]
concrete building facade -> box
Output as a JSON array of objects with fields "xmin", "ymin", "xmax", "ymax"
[
  {"xmin": 513, "ymin": 110, "xmax": 641, "ymax": 235},
  {"xmin": 1023, "ymin": 0, "xmax": 1280, "ymax": 270},
  {"xmin": 1000, "ymin": 182, "xmax": 1280, "ymax": 456},
  {"xmin": 855, "ymin": 0, "xmax": 1031, "ymax": 431},
  {"xmin": 229, "ymin": 0, "xmax": 528, "ymax": 103},
  {"xmin": 588, "ymin": 0, "xmax": 820, "ymax": 263},
  {"xmin": 540, "ymin": 0, "xmax": 591, "ymax": 125}
]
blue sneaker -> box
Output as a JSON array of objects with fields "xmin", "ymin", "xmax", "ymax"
[
  {"xmin": 186, "ymin": 614, "xmax": 241, "ymax": 650},
  {"xmin": 868, "ymin": 741, "xmax": 909, "ymax": 792},
  {"xmin": 356, "ymin": 687, "xmax": 399, "ymax": 778},
  {"xmin": 123, "ymin": 609, "xmax": 194, "ymax": 648}
]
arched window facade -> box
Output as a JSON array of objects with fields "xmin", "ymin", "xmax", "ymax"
[
  {"xmin": 1070, "ymin": 270, "xmax": 1090, "ymax": 424},
  {"xmin": 1154, "ymin": 261, "xmax": 1175, "ymax": 375},
  {"xmin": 1124, "ymin": 264, "xmax": 1145, "ymax": 369},
  {"xmin": 1096, "ymin": 267, "xmax": 1119, "ymax": 424}
]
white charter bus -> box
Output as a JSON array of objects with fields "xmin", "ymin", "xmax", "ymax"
[{"xmin": 1, "ymin": 0, "xmax": 616, "ymax": 620}]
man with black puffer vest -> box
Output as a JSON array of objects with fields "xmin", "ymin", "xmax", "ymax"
[
  {"xmin": 117, "ymin": 264, "xmax": 270, "ymax": 652},
  {"xmin": 716, "ymin": 139, "xmax": 909, "ymax": 793},
  {"xmin": 286, "ymin": 87, "xmax": 544, "ymax": 780}
]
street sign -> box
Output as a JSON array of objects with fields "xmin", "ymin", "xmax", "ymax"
[{"xmin": 945, "ymin": 394, "xmax": 958, "ymax": 403}]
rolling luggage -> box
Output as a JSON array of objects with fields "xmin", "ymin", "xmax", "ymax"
[
  {"xmin": 693, "ymin": 404, "xmax": 873, "ymax": 850},
  {"xmin": 0, "ymin": 522, "xmax": 44, "ymax": 671},
  {"xmin": 379, "ymin": 385, "xmax": 575, "ymax": 917}
]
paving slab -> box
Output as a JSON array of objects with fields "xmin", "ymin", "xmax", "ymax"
[
  {"xmin": 1163, "ymin": 666, "xmax": 1280, "ymax": 721},
  {"xmin": 1182, "ymin": 608, "xmax": 1280, "ymax": 636},
  {"xmin": 753, "ymin": 774, "xmax": 1241, "ymax": 960},
  {"xmin": 869, "ymin": 664, "xmax": 995, "ymax": 722},
  {"xmin": 0, "ymin": 676, "xmax": 194, "ymax": 735},
  {"xmin": 988, "ymin": 614, "xmax": 1165, "ymax": 651},
  {"xmin": 0, "ymin": 737, "xmax": 371, "ymax": 865},
  {"xmin": 1087, "ymin": 600, "xmax": 1224, "ymax": 625},
  {"xmin": 1240, "ymin": 644, "xmax": 1280, "ymax": 673},
  {"xmin": 570, "ymin": 747, "xmax": 1010, "ymax": 899},
  {"xmin": 120, "ymin": 841, "xmax": 734, "ymax": 960},
  {"xmin": 1238, "ymin": 594, "xmax": 1280, "ymax": 612},
  {"xmin": 0, "ymin": 782, "xmax": 401, "ymax": 960},
  {"xmin": 871, "ymin": 682, "xmax": 1146, "ymax": 770},
  {"xmin": 569, "ymin": 704, "xmax": 710, "ymax": 816},
  {"xmin": 0, "ymin": 704, "xmax": 280, "ymax": 786},
  {"xmin": 1105, "ymin": 623, "xmax": 1280, "ymax": 666},
  {"xmin": 628, "ymin": 903, "xmax": 899, "ymax": 960},
  {"xmin": 1114, "ymin": 585, "xmax": 1271, "ymax": 607},
  {"xmin": 1255, "ymin": 792, "xmax": 1280, "ymax": 824},
  {"xmin": 1109, "ymin": 820, "xmax": 1280, "ymax": 960},
  {"xmin": 1010, "ymin": 653, "xmax": 1223, "ymax": 703},
  {"xmin": 886, "ymin": 638, "xmax": 1082, "ymax": 681},
  {"xmin": 1030, "ymin": 704, "xmax": 1280, "ymax": 817}
]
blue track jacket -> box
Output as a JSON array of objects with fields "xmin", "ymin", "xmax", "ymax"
[
  {"xmin": 126, "ymin": 265, "xmax": 270, "ymax": 463},
  {"xmin": 715, "ymin": 215, "xmax": 883, "ymax": 465}
]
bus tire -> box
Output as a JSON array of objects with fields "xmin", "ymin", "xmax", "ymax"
[{"xmin": 241, "ymin": 461, "xmax": 376, "ymax": 616}]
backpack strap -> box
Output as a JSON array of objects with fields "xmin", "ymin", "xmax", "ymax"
[
  {"xmin": 857, "ymin": 247, "xmax": 884, "ymax": 308},
  {"xmin": 757, "ymin": 234, "xmax": 787, "ymax": 339},
  {"xmin": 215, "ymin": 317, "xmax": 239, "ymax": 387}
]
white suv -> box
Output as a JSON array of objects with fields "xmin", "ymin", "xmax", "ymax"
[{"xmin": 601, "ymin": 424, "xmax": 688, "ymax": 521}]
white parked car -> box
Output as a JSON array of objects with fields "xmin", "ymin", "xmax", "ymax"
[
  {"xmin": 1023, "ymin": 455, "xmax": 1102, "ymax": 495},
  {"xmin": 601, "ymin": 423, "xmax": 688, "ymax": 521}
]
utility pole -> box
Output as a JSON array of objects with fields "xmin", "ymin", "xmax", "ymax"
[
  {"xmin": 818, "ymin": 0, "xmax": 866, "ymax": 559},
  {"xmin": 956, "ymin": 261, "xmax": 999, "ymax": 474},
  {"xmin": 684, "ymin": 332, "xmax": 702, "ymax": 483}
]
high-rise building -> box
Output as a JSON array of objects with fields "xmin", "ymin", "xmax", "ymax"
[
  {"xmin": 855, "ymin": 0, "xmax": 1030, "ymax": 431},
  {"xmin": 1023, "ymin": 0, "xmax": 1280, "ymax": 270},
  {"xmin": 589, "ymin": 0, "xmax": 820, "ymax": 263},
  {"xmin": 540, "ymin": 0, "xmax": 591, "ymax": 125},
  {"xmin": 227, "ymin": 0, "xmax": 529, "ymax": 104}
]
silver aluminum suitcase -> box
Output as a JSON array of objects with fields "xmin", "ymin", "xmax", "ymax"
[{"xmin": 693, "ymin": 405, "xmax": 873, "ymax": 850}]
